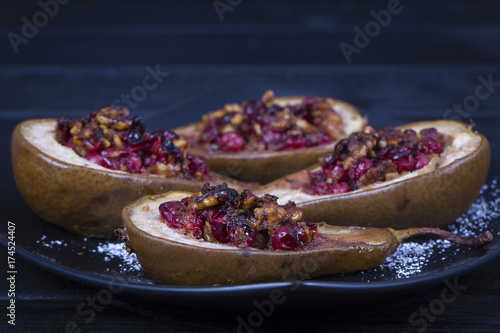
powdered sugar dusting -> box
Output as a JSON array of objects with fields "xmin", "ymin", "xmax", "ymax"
[
  {"xmin": 37, "ymin": 235, "xmax": 68, "ymax": 248},
  {"xmin": 361, "ymin": 178, "xmax": 500, "ymax": 281},
  {"xmin": 94, "ymin": 242, "xmax": 142, "ymax": 274},
  {"xmin": 35, "ymin": 235, "xmax": 144, "ymax": 278}
]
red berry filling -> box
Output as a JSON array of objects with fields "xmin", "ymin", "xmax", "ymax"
[
  {"xmin": 195, "ymin": 90, "xmax": 343, "ymax": 152},
  {"xmin": 55, "ymin": 106, "xmax": 209, "ymax": 180},
  {"xmin": 158, "ymin": 183, "xmax": 320, "ymax": 251},
  {"xmin": 307, "ymin": 126, "xmax": 443, "ymax": 195}
]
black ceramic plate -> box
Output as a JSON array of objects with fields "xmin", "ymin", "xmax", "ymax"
[{"xmin": 2, "ymin": 80, "xmax": 500, "ymax": 309}]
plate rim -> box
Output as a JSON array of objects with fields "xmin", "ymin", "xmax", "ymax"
[{"xmin": 3, "ymin": 234, "xmax": 499, "ymax": 298}]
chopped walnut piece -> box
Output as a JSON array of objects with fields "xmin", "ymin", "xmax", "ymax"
[{"xmin": 261, "ymin": 90, "xmax": 275, "ymax": 103}]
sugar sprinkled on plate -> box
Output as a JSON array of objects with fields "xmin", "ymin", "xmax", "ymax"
[
  {"xmin": 94, "ymin": 242, "xmax": 143, "ymax": 274},
  {"xmin": 362, "ymin": 178, "xmax": 500, "ymax": 281},
  {"xmin": 37, "ymin": 237, "xmax": 68, "ymax": 248}
]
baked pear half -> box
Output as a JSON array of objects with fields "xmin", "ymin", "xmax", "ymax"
[
  {"xmin": 175, "ymin": 90, "xmax": 366, "ymax": 183},
  {"xmin": 119, "ymin": 185, "xmax": 492, "ymax": 286},
  {"xmin": 257, "ymin": 120, "xmax": 490, "ymax": 229},
  {"xmin": 11, "ymin": 114, "xmax": 256, "ymax": 237}
]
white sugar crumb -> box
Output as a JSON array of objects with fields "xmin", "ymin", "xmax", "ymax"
[
  {"xmin": 366, "ymin": 178, "xmax": 500, "ymax": 281},
  {"xmin": 95, "ymin": 242, "xmax": 142, "ymax": 273},
  {"xmin": 37, "ymin": 238, "xmax": 68, "ymax": 248},
  {"xmin": 379, "ymin": 239, "xmax": 453, "ymax": 279}
]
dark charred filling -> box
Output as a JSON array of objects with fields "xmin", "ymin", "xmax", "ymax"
[
  {"xmin": 55, "ymin": 106, "xmax": 209, "ymax": 180},
  {"xmin": 194, "ymin": 90, "xmax": 344, "ymax": 152},
  {"xmin": 307, "ymin": 126, "xmax": 444, "ymax": 195},
  {"xmin": 159, "ymin": 183, "xmax": 321, "ymax": 251}
]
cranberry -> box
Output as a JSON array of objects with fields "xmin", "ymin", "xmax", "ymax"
[
  {"xmin": 302, "ymin": 97, "xmax": 323, "ymax": 114},
  {"xmin": 56, "ymin": 121, "xmax": 71, "ymax": 142},
  {"xmin": 272, "ymin": 225, "xmax": 300, "ymax": 251},
  {"xmin": 87, "ymin": 152, "xmax": 106, "ymax": 167},
  {"xmin": 186, "ymin": 155, "xmax": 209, "ymax": 176},
  {"xmin": 218, "ymin": 132, "xmax": 245, "ymax": 152},
  {"xmin": 284, "ymin": 136, "xmax": 309, "ymax": 149},
  {"xmin": 421, "ymin": 128, "xmax": 438, "ymax": 140},
  {"xmin": 261, "ymin": 131, "xmax": 282, "ymax": 149},
  {"xmin": 319, "ymin": 133, "xmax": 333, "ymax": 144},
  {"xmin": 159, "ymin": 201, "xmax": 184, "ymax": 229},
  {"xmin": 204, "ymin": 208, "xmax": 229, "ymax": 243},
  {"xmin": 414, "ymin": 154, "xmax": 430, "ymax": 170},
  {"xmin": 83, "ymin": 140, "xmax": 102, "ymax": 153},
  {"xmin": 124, "ymin": 153, "xmax": 142, "ymax": 173},
  {"xmin": 377, "ymin": 146, "xmax": 394, "ymax": 160},
  {"xmin": 200, "ymin": 122, "xmax": 219, "ymax": 143},
  {"xmin": 348, "ymin": 158, "xmax": 374, "ymax": 181},
  {"xmin": 211, "ymin": 223, "xmax": 229, "ymax": 243},
  {"xmin": 183, "ymin": 210, "xmax": 204, "ymax": 238},
  {"xmin": 391, "ymin": 144, "xmax": 412, "ymax": 157},
  {"xmin": 245, "ymin": 100, "xmax": 266, "ymax": 116},
  {"xmin": 97, "ymin": 150, "xmax": 122, "ymax": 170},
  {"xmin": 403, "ymin": 129, "xmax": 417, "ymax": 139},
  {"xmin": 147, "ymin": 136, "xmax": 163, "ymax": 155},
  {"xmin": 332, "ymin": 182, "xmax": 350, "ymax": 194},
  {"xmin": 159, "ymin": 201, "xmax": 203, "ymax": 238},
  {"xmin": 392, "ymin": 154, "xmax": 414, "ymax": 173},
  {"xmin": 66, "ymin": 139, "xmax": 76, "ymax": 149},
  {"xmin": 420, "ymin": 137, "xmax": 442, "ymax": 154},
  {"xmin": 331, "ymin": 164, "xmax": 348, "ymax": 181},
  {"xmin": 312, "ymin": 182, "xmax": 331, "ymax": 195}
]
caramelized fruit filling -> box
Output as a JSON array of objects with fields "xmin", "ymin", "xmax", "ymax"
[
  {"xmin": 56, "ymin": 107, "xmax": 208, "ymax": 180},
  {"xmin": 308, "ymin": 126, "xmax": 444, "ymax": 195},
  {"xmin": 159, "ymin": 183, "xmax": 321, "ymax": 251},
  {"xmin": 195, "ymin": 90, "xmax": 344, "ymax": 152}
]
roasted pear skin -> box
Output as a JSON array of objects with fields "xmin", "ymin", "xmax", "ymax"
[
  {"xmin": 175, "ymin": 96, "xmax": 366, "ymax": 184},
  {"xmin": 119, "ymin": 191, "xmax": 492, "ymax": 286},
  {"xmin": 11, "ymin": 119, "xmax": 258, "ymax": 238},
  {"xmin": 257, "ymin": 120, "xmax": 491, "ymax": 229}
]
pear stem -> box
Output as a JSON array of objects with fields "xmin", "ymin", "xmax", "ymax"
[{"xmin": 393, "ymin": 228, "xmax": 493, "ymax": 248}]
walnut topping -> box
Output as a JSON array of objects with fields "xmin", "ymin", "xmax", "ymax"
[
  {"xmin": 158, "ymin": 183, "xmax": 320, "ymax": 251},
  {"xmin": 261, "ymin": 89, "xmax": 275, "ymax": 104},
  {"xmin": 307, "ymin": 126, "xmax": 444, "ymax": 195},
  {"xmin": 194, "ymin": 91, "xmax": 345, "ymax": 152},
  {"xmin": 55, "ymin": 106, "xmax": 209, "ymax": 180}
]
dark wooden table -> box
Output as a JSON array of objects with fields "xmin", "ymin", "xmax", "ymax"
[{"xmin": 1, "ymin": 1, "xmax": 500, "ymax": 332}]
